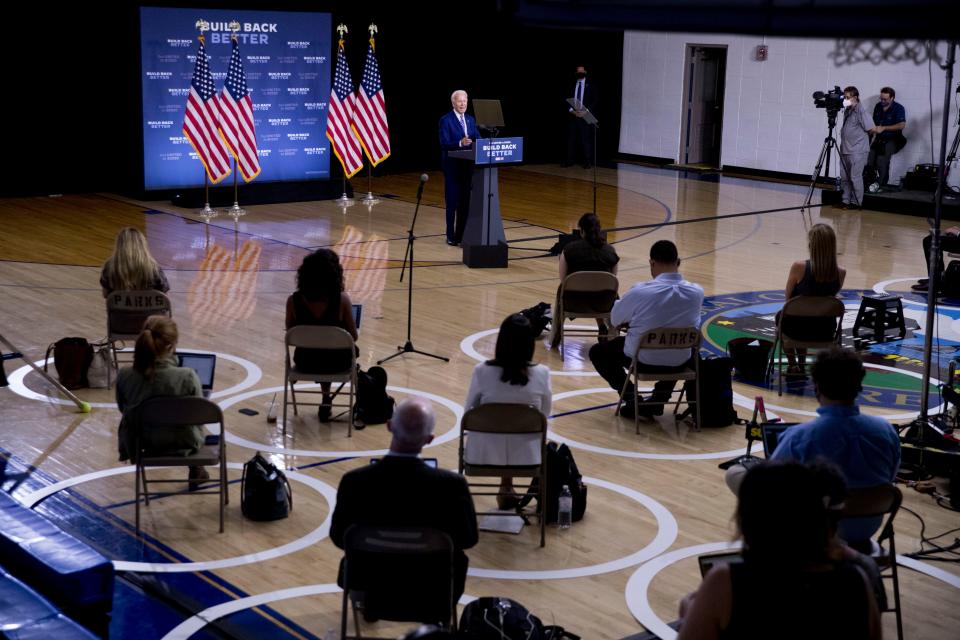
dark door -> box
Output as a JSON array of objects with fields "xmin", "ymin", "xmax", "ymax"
[{"xmin": 682, "ymin": 46, "xmax": 727, "ymax": 167}]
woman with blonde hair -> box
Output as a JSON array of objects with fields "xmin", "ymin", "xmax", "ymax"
[
  {"xmin": 116, "ymin": 316, "xmax": 207, "ymax": 486},
  {"xmin": 100, "ymin": 227, "xmax": 169, "ymax": 297},
  {"xmin": 780, "ymin": 223, "xmax": 846, "ymax": 375}
]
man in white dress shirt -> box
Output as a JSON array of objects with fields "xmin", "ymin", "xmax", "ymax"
[{"xmin": 588, "ymin": 240, "xmax": 704, "ymax": 418}]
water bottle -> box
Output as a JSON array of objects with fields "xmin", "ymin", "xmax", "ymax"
[{"xmin": 557, "ymin": 485, "xmax": 573, "ymax": 529}]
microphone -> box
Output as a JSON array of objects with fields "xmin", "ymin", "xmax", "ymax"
[{"xmin": 416, "ymin": 173, "xmax": 428, "ymax": 200}]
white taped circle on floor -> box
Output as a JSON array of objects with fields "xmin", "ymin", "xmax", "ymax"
[
  {"xmin": 5, "ymin": 351, "xmax": 262, "ymax": 409},
  {"xmin": 214, "ymin": 384, "xmax": 463, "ymax": 457},
  {"xmin": 18, "ymin": 462, "xmax": 335, "ymax": 573},
  {"xmin": 467, "ymin": 476, "xmax": 677, "ymax": 580},
  {"xmin": 160, "ymin": 588, "xmax": 478, "ymax": 640},
  {"xmin": 548, "ymin": 388, "xmax": 780, "ymax": 461}
]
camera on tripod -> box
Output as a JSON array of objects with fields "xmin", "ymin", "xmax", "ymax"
[{"xmin": 812, "ymin": 86, "xmax": 844, "ymax": 113}]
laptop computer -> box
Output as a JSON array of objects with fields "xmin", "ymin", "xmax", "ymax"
[
  {"xmin": 697, "ymin": 550, "xmax": 743, "ymax": 577},
  {"xmin": 352, "ymin": 303, "xmax": 363, "ymax": 331},
  {"xmin": 760, "ymin": 422, "xmax": 798, "ymax": 457},
  {"xmin": 177, "ymin": 352, "xmax": 216, "ymax": 398}
]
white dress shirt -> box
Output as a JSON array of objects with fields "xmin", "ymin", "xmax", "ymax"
[{"xmin": 611, "ymin": 272, "xmax": 704, "ymax": 366}]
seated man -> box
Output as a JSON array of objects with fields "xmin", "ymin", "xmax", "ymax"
[
  {"xmin": 867, "ymin": 86, "xmax": 907, "ymax": 188},
  {"xmin": 589, "ymin": 240, "xmax": 703, "ymax": 418},
  {"xmin": 912, "ymin": 225, "xmax": 960, "ymax": 293},
  {"xmin": 330, "ymin": 396, "xmax": 478, "ymax": 602},
  {"xmin": 770, "ymin": 347, "xmax": 901, "ymax": 546}
]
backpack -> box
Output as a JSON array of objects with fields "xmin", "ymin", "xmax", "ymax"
[
  {"xmin": 44, "ymin": 337, "xmax": 93, "ymax": 390},
  {"xmin": 459, "ymin": 598, "xmax": 579, "ymax": 640},
  {"xmin": 944, "ymin": 261, "xmax": 960, "ymax": 298},
  {"xmin": 353, "ymin": 366, "xmax": 395, "ymax": 426},
  {"xmin": 519, "ymin": 302, "xmax": 552, "ymax": 337},
  {"xmin": 520, "ymin": 442, "xmax": 587, "ymax": 524},
  {"xmin": 681, "ymin": 356, "xmax": 739, "ymax": 428},
  {"xmin": 241, "ymin": 452, "xmax": 293, "ymax": 521}
]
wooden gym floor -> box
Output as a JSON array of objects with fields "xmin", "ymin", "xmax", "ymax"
[{"xmin": 0, "ymin": 163, "xmax": 957, "ymax": 639}]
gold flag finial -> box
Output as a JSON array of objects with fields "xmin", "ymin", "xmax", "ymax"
[
  {"xmin": 337, "ymin": 23, "xmax": 348, "ymax": 38},
  {"xmin": 195, "ymin": 19, "xmax": 209, "ymax": 34},
  {"xmin": 229, "ymin": 20, "xmax": 241, "ymax": 33},
  {"xmin": 368, "ymin": 23, "xmax": 378, "ymax": 51}
]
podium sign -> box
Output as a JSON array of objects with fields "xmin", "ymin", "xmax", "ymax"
[{"xmin": 475, "ymin": 137, "xmax": 524, "ymax": 165}]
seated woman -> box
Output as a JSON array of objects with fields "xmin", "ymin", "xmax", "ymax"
[
  {"xmin": 551, "ymin": 212, "xmax": 619, "ymax": 346},
  {"xmin": 779, "ymin": 223, "xmax": 845, "ymax": 375},
  {"xmin": 116, "ymin": 316, "xmax": 207, "ymax": 486},
  {"xmin": 100, "ymin": 227, "xmax": 170, "ymax": 297},
  {"xmin": 464, "ymin": 314, "xmax": 552, "ymax": 509},
  {"xmin": 677, "ymin": 461, "xmax": 881, "ymax": 640},
  {"xmin": 285, "ymin": 249, "xmax": 358, "ymax": 422}
]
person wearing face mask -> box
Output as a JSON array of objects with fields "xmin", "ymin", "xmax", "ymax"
[
  {"xmin": 867, "ymin": 86, "xmax": 907, "ymax": 188},
  {"xmin": 563, "ymin": 65, "xmax": 598, "ymax": 169},
  {"xmin": 837, "ymin": 86, "xmax": 877, "ymax": 210},
  {"xmin": 439, "ymin": 89, "xmax": 480, "ymax": 246}
]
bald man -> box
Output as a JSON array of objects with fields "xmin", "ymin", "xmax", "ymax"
[{"xmin": 330, "ymin": 397, "xmax": 478, "ymax": 600}]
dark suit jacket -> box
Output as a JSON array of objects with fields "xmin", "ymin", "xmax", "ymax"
[
  {"xmin": 568, "ymin": 79, "xmax": 598, "ymax": 113},
  {"xmin": 331, "ymin": 456, "xmax": 478, "ymax": 590},
  {"xmin": 439, "ymin": 110, "xmax": 480, "ymax": 163}
]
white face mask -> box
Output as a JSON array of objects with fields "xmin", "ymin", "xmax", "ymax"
[{"xmin": 842, "ymin": 98, "xmax": 853, "ymax": 108}]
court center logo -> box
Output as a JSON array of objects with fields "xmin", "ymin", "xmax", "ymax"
[{"xmin": 699, "ymin": 290, "xmax": 955, "ymax": 412}]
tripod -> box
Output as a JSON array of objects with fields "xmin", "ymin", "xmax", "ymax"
[
  {"xmin": 378, "ymin": 175, "xmax": 449, "ymax": 365},
  {"xmin": 801, "ymin": 112, "xmax": 840, "ymax": 215}
]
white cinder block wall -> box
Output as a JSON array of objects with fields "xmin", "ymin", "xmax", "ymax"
[{"xmin": 620, "ymin": 33, "xmax": 960, "ymax": 187}]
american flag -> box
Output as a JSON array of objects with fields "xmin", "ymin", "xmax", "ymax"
[
  {"xmin": 183, "ymin": 37, "xmax": 231, "ymax": 183},
  {"xmin": 217, "ymin": 36, "xmax": 261, "ymax": 182},
  {"xmin": 351, "ymin": 37, "xmax": 390, "ymax": 166},
  {"xmin": 326, "ymin": 40, "xmax": 363, "ymax": 178}
]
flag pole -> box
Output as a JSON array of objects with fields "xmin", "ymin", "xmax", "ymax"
[
  {"xmin": 333, "ymin": 25, "xmax": 355, "ymax": 210},
  {"xmin": 227, "ymin": 157, "xmax": 245, "ymax": 218},
  {"xmin": 360, "ymin": 25, "xmax": 380, "ymax": 208},
  {"xmin": 225, "ymin": 23, "xmax": 246, "ymax": 220},
  {"xmin": 194, "ymin": 22, "xmax": 218, "ymax": 224},
  {"xmin": 200, "ymin": 171, "xmax": 217, "ymax": 221}
]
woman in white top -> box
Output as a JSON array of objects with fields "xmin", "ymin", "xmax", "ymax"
[{"xmin": 464, "ymin": 313, "xmax": 552, "ymax": 509}]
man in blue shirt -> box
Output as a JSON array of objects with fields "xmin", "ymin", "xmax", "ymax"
[
  {"xmin": 868, "ymin": 86, "xmax": 907, "ymax": 188},
  {"xmin": 771, "ymin": 347, "xmax": 901, "ymax": 545}
]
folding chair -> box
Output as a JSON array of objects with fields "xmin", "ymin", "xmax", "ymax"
[
  {"xmin": 840, "ymin": 484, "xmax": 904, "ymax": 640},
  {"xmin": 283, "ymin": 325, "xmax": 357, "ymax": 438},
  {"xmin": 133, "ymin": 396, "xmax": 228, "ymax": 535},
  {"xmin": 614, "ymin": 327, "xmax": 701, "ymax": 434},
  {"xmin": 458, "ymin": 403, "xmax": 548, "ymax": 547},
  {"xmin": 340, "ymin": 525, "xmax": 456, "ymax": 640},
  {"xmin": 767, "ymin": 295, "xmax": 845, "ymax": 396},
  {"xmin": 553, "ymin": 271, "xmax": 619, "ymax": 361},
  {"xmin": 106, "ymin": 289, "xmax": 172, "ymax": 375}
]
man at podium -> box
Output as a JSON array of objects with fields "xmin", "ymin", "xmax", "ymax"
[{"xmin": 439, "ymin": 90, "xmax": 480, "ymax": 246}]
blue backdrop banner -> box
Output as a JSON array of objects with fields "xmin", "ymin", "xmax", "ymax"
[{"xmin": 140, "ymin": 7, "xmax": 331, "ymax": 190}]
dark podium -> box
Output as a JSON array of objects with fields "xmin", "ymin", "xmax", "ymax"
[{"xmin": 448, "ymin": 136, "xmax": 524, "ymax": 268}]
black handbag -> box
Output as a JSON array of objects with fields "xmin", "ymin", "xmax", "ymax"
[{"xmin": 241, "ymin": 453, "xmax": 293, "ymax": 521}]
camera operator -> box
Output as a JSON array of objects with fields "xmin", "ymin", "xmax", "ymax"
[
  {"xmin": 867, "ymin": 87, "xmax": 907, "ymax": 188},
  {"xmin": 838, "ymin": 86, "xmax": 876, "ymax": 210}
]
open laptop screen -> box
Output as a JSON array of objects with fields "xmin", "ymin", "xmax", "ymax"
[
  {"xmin": 177, "ymin": 352, "xmax": 216, "ymax": 395},
  {"xmin": 761, "ymin": 422, "xmax": 798, "ymax": 457}
]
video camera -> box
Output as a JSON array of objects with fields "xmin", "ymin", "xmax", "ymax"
[{"xmin": 812, "ymin": 86, "xmax": 844, "ymax": 112}]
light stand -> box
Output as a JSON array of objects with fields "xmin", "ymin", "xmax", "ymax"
[
  {"xmin": 902, "ymin": 40, "xmax": 958, "ymax": 457},
  {"xmin": 378, "ymin": 174, "xmax": 449, "ymax": 365},
  {"xmin": 801, "ymin": 110, "xmax": 840, "ymax": 215}
]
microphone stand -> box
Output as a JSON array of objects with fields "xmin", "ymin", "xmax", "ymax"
[{"xmin": 379, "ymin": 176, "xmax": 449, "ymax": 365}]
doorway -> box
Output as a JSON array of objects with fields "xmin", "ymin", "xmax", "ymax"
[{"xmin": 680, "ymin": 45, "xmax": 727, "ymax": 167}]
